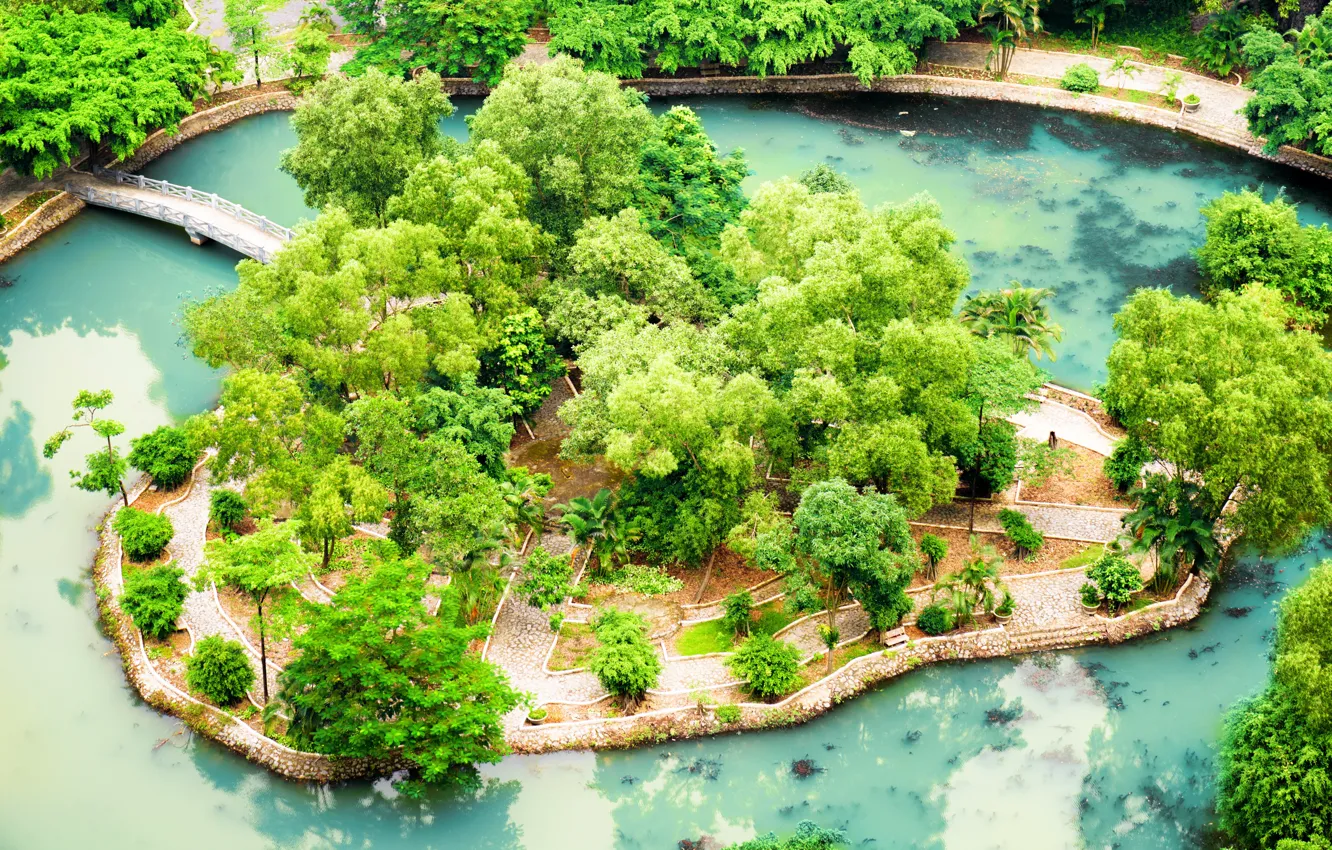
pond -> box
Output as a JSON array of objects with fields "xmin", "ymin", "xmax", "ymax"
[{"xmin": 0, "ymin": 95, "xmax": 1327, "ymax": 849}]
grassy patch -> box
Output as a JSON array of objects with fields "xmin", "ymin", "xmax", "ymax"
[
  {"xmin": 676, "ymin": 619, "xmax": 733, "ymax": 656},
  {"xmin": 798, "ymin": 638, "xmax": 880, "ymax": 686},
  {"xmin": 548, "ymin": 622, "xmax": 596, "ymax": 671},
  {"xmin": 753, "ymin": 601, "xmax": 798, "ymax": 635},
  {"xmin": 1060, "ymin": 544, "xmax": 1106, "ymax": 571}
]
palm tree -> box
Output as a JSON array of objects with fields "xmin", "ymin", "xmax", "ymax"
[
  {"xmin": 501, "ymin": 470, "xmax": 549, "ymax": 552},
  {"xmin": 934, "ymin": 537, "xmax": 1007, "ymax": 627},
  {"xmin": 1123, "ymin": 475, "xmax": 1220, "ymax": 590},
  {"xmin": 555, "ymin": 489, "xmax": 638, "ymax": 578},
  {"xmin": 1075, "ymin": 0, "xmax": 1125, "ymax": 50},
  {"xmin": 1107, "ymin": 54, "xmax": 1140, "ymax": 93},
  {"xmin": 978, "ymin": 0, "xmax": 1043, "ymax": 78},
  {"xmin": 960, "ymin": 284, "xmax": 1064, "ymax": 361}
]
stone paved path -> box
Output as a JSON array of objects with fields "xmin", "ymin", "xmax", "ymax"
[{"xmin": 1011, "ymin": 397, "xmax": 1116, "ymax": 457}]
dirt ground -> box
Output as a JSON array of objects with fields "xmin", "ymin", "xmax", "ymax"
[
  {"xmin": 1019, "ymin": 444, "xmax": 1134, "ymax": 508},
  {"xmin": 662, "ymin": 548, "xmax": 778, "ymax": 606},
  {"xmin": 507, "ymin": 373, "xmax": 624, "ymax": 507},
  {"xmin": 909, "ymin": 526, "xmax": 1094, "ymax": 585}
]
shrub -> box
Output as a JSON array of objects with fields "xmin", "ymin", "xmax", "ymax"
[
  {"xmin": 1087, "ymin": 552, "xmax": 1143, "ymax": 612},
  {"xmin": 121, "ymin": 562, "xmax": 188, "ymax": 639},
  {"xmin": 996, "ymin": 590, "xmax": 1015, "ymax": 617},
  {"xmin": 185, "ymin": 635, "xmax": 255, "ymax": 705},
  {"xmin": 606, "ymin": 562, "xmax": 683, "ymax": 596},
  {"xmin": 917, "ymin": 603, "xmax": 954, "ymax": 635},
  {"xmin": 588, "ymin": 608, "xmax": 661, "ymax": 705},
  {"xmin": 517, "ymin": 546, "xmax": 576, "ymax": 609},
  {"xmin": 1103, "ymin": 437, "xmax": 1151, "ymax": 492},
  {"xmin": 1060, "ymin": 63, "xmax": 1100, "ymax": 93},
  {"xmin": 919, "ymin": 533, "xmax": 947, "ymax": 579},
  {"xmin": 1080, "ymin": 581, "xmax": 1101, "ymax": 607},
  {"xmin": 722, "ymin": 589, "xmax": 754, "ymax": 637},
  {"xmin": 114, "ymin": 507, "xmax": 174, "ymax": 562},
  {"xmin": 128, "ymin": 425, "xmax": 197, "ymax": 490},
  {"xmin": 209, "ymin": 489, "xmax": 247, "ymax": 531},
  {"xmin": 716, "ymin": 703, "xmax": 742, "ymax": 724},
  {"xmin": 998, "ymin": 509, "xmax": 1044, "ymax": 559},
  {"xmin": 728, "ymin": 633, "xmax": 801, "ymax": 701}
]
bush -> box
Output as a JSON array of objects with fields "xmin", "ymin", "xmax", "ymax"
[
  {"xmin": 1087, "ymin": 552, "xmax": 1143, "ymax": 612},
  {"xmin": 588, "ymin": 608, "xmax": 661, "ymax": 705},
  {"xmin": 998, "ymin": 509, "xmax": 1044, "ymax": 559},
  {"xmin": 917, "ymin": 603, "xmax": 954, "ymax": 635},
  {"xmin": 715, "ymin": 703, "xmax": 742, "ymax": 724},
  {"xmin": 919, "ymin": 533, "xmax": 947, "ymax": 579},
  {"xmin": 121, "ymin": 562, "xmax": 188, "ymax": 639},
  {"xmin": 1080, "ymin": 581, "xmax": 1101, "ymax": 607},
  {"xmin": 1103, "ymin": 437, "xmax": 1151, "ymax": 492},
  {"xmin": 113, "ymin": 507, "xmax": 174, "ymax": 562},
  {"xmin": 209, "ymin": 489, "xmax": 247, "ymax": 532},
  {"xmin": 728, "ymin": 633, "xmax": 801, "ymax": 701},
  {"xmin": 722, "ymin": 589, "xmax": 753, "ymax": 637},
  {"xmin": 128, "ymin": 425, "xmax": 197, "ymax": 489},
  {"xmin": 517, "ymin": 547, "xmax": 576, "ymax": 609},
  {"xmin": 185, "ymin": 635, "xmax": 254, "ymax": 705},
  {"xmin": 1060, "ymin": 63, "xmax": 1100, "ymax": 93}
]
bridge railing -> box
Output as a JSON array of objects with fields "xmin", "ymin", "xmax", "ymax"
[
  {"xmin": 99, "ymin": 169, "xmax": 295, "ymax": 242},
  {"xmin": 67, "ymin": 184, "xmax": 276, "ymax": 263}
]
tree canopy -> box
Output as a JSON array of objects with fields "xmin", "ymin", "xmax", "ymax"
[{"xmin": 1241, "ymin": 12, "xmax": 1332, "ymax": 156}]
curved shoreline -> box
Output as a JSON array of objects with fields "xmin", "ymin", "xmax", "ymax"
[{"xmin": 4, "ymin": 59, "xmax": 1331, "ymax": 267}]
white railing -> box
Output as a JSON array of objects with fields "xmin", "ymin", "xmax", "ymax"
[
  {"xmin": 99, "ymin": 169, "xmax": 294, "ymax": 241},
  {"xmin": 67, "ymin": 184, "xmax": 276, "ymax": 263}
]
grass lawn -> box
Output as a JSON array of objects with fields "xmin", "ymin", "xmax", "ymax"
[
  {"xmin": 798, "ymin": 639, "xmax": 882, "ymax": 687},
  {"xmin": 674, "ymin": 601, "xmax": 803, "ymax": 656},
  {"xmin": 1060, "ymin": 543, "xmax": 1106, "ymax": 571}
]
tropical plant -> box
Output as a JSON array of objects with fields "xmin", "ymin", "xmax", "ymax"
[
  {"xmin": 517, "ymin": 547, "xmax": 577, "ymax": 609},
  {"xmin": 284, "ymin": 21, "xmax": 333, "ymax": 84},
  {"xmin": 960, "ymin": 284, "xmax": 1064, "ymax": 361},
  {"xmin": 728, "ymin": 632, "xmax": 801, "ymax": 701},
  {"xmin": 917, "ymin": 602, "xmax": 954, "ymax": 635},
  {"xmin": 817, "ymin": 623, "xmax": 841, "ymax": 673},
  {"xmin": 224, "ymin": 0, "xmax": 279, "ymax": 88},
  {"xmin": 555, "ymin": 488, "xmax": 636, "ymax": 578},
  {"xmin": 121, "ymin": 562, "xmax": 188, "ymax": 639},
  {"xmin": 1079, "ymin": 581, "xmax": 1100, "ymax": 607},
  {"xmin": 727, "ymin": 820, "xmax": 847, "ymax": 850},
  {"xmin": 722, "ymin": 590, "xmax": 754, "ymax": 637},
  {"xmin": 978, "ymin": 0, "xmax": 1043, "ymax": 78},
  {"xmin": 995, "ymin": 590, "xmax": 1015, "ymax": 617},
  {"xmin": 42, "ymin": 389, "xmax": 131, "ymax": 505},
  {"xmin": 1192, "ymin": 8, "xmax": 1249, "ymax": 77},
  {"xmin": 209, "ymin": 489, "xmax": 248, "ymax": 533},
  {"xmin": 1086, "ymin": 551, "xmax": 1142, "ymax": 613},
  {"xmin": 185, "ymin": 635, "xmax": 255, "ymax": 706},
  {"xmin": 1240, "ymin": 14, "xmax": 1332, "ymax": 155},
  {"xmin": 1074, "ymin": 0, "xmax": 1124, "ymax": 50},
  {"xmin": 450, "ymin": 561, "xmax": 508, "ymax": 626},
  {"xmin": 500, "ymin": 467, "xmax": 552, "ymax": 548},
  {"xmin": 1157, "ymin": 70, "xmax": 1184, "ymax": 103},
  {"xmin": 933, "ymin": 537, "xmax": 1006, "ymax": 626},
  {"xmin": 919, "ymin": 534, "xmax": 948, "ymax": 580},
  {"xmin": 128, "ymin": 425, "xmax": 197, "ymax": 490},
  {"xmin": 1106, "ymin": 54, "xmax": 1140, "ymax": 93},
  {"xmin": 1123, "ymin": 475, "xmax": 1220, "ymax": 589},
  {"xmin": 113, "ymin": 508, "xmax": 175, "ymax": 562},
  {"xmin": 1060, "ymin": 63, "xmax": 1100, "ymax": 92},
  {"xmin": 587, "ymin": 608, "xmax": 661, "ymax": 710}
]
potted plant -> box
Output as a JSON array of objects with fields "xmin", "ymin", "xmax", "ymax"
[
  {"xmin": 1080, "ymin": 582, "xmax": 1101, "ymax": 613},
  {"xmin": 527, "ymin": 706, "xmax": 548, "ymax": 726},
  {"xmin": 1182, "ymin": 93, "xmax": 1201, "ymax": 113},
  {"xmin": 994, "ymin": 591, "xmax": 1016, "ymax": 622}
]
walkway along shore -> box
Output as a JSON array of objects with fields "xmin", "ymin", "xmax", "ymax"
[
  {"xmin": 88, "ymin": 393, "xmax": 1221, "ymax": 781},
  {"xmin": 4, "ymin": 43, "xmax": 1332, "ymax": 266}
]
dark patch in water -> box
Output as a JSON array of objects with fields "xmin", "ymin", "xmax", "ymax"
[
  {"xmin": 903, "ymin": 729, "xmax": 922, "ymax": 744},
  {"xmin": 677, "ymin": 759, "xmax": 721, "ymax": 780},
  {"xmin": 1224, "ymin": 606, "xmax": 1254, "ymax": 618},
  {"xmin": 620, "ymin": 775, "xmax": 638, "ymax": 785},
  {"xmin": 985, "ymin": 705, "xmax": 1023, "ymax": 725},
  {"xmin": 792, "ymin": 758, "xmax": 824, "ymax": 778}
]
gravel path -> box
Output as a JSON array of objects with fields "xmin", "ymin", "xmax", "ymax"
[{"xmin": 916, "ymin": 500, "xmax": 1126, "ymax": 542}]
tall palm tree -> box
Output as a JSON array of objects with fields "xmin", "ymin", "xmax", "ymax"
[
  {"xmin": 500, "ymin": 470, "xmax": 549, "ymax": 552},
  {"xmin": 555, "ymin": 489, "xmax": 638, "ymax": 578},
  {"xmin": 1075, "ymin": 0, "xmax": 1125, "ymax": 50},
  {"xmin": 978, "ymin": 0, "xmax": 1043, "ymax": 77},
  {"xmin": 1123, "ymin": 475, "xmax": 1220, "ymax": 589},
  {"xmin": 960, "ymin": 284, "xmax": 1064, "ymax": 361}
]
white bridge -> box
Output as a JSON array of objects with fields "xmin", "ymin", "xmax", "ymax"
[{"xmin": 65, "ymin": 170, "xmax": 293, "ymax": 263}]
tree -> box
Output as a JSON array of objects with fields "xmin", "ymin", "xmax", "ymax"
[
  {"xmin": 1106, "ymin": 54, "xmax": 1140, "ymax": 93},
  {"xmin": 186, "ymin": 635, "xmax": 255, "ymax": 705},
  {"xmin": 919, "ymin": 533, "xmax": 947, "ymax": 580},
  {"xmin": 1074, "ymin": 0, "xmax": 1124, "ymax": 50},
  {"xmin": 517, "ymin": 547, "xmax": 577, "ymax": 609},
  {"xmin": 722, "ymin": 589, "xmax": 753, "ymax": 637},
  {"xmin": 468, "ymin": 56, "xmax": 654, "ymax": 240},
  {"xmin": 198, "ymin": 520, "xmax": 312, "ymax": 702},
  {"xmin": 128, "ymin": 425, "xmax": 197, "ymax": 490},
  {"xmin": 42, "ymin": 389, "xmax": 131, "ymax": 506},
  {"xmin": 726, "ymin": 821, "xmax": 846, "ymax": 850},
  {"xmin": 209, "ymin": 489, "xmax": 248, "ymax": 533},
  {"xmin": 114, "ymin": 508, "xmax": 175, "ymax": 561},
  {"xmin": 121, "ymin": 562, "xmax": 189, "ymax": 639},
  {"xmin": 103, "ymin": 0, "xmax": 183, "ymax": 28},
  {"xmin": 284, "ymin": 22, "xmax": 333, "ymax": 82},
  {"xmin": 0, "ymin": 6, "xmax": 213, "ymax": 177},
  {"xmin": 798, "ymin": 163, "xmax": 855, "ymax": 195},
  {"xmin": 1241, "ymin": 15, "xmax": 1332, "ymax": 156},
  {"xmin": 500, "ymin": 467, "xmax": 552, "ymax": 546},
  {"xmin": 278, "ymin": 557, "xmax": 519, "ymax": 782},
  {"xmin": 556, "ymin": 488, "xmax": 636, "ymax": 576},
  {"xmin": 1123, "ymin": 474, "xmax": 1219, "ymax": 590},
  {"xmin": 280, "ymin": 69, "xmax": 454, "ymax": 225},
  {"xmin": 1085, "ymin": 551, "xmax": 1142, "ymax": 613},
  {"xmin": 933, "ymin": 538, "xmax": 1006, "ymax": 627},
  {"xmin": 1103, "ymin": 435, "xmax": 1150, "ymax": 492},
  {"xmin": 1273, "ymin": 560, "xmax": 1332, "ymax": 735},
  {"xmin": 224, "ymin": 0, "xmax": 279, "ymax": 89},
  {"xmin": 978, "ymin": 0, "xmax": 1042, "ymax": 77},
  {"xmin": 479, "ymin": 308, "xmax": 566, "ymax": 415},
  {"xmin": 345, "ymin": 0, "xmax": 535, "ymax": 84},
  {"xmin": 728, "ymin": 632, "xmax": 801, "ymax": 700},
  {"xmin": 297, "ymin": 457, "xmax": 389, "ymax": 569},
  {"xmin": 997, "ymin": 508, "xmax": 1044, "ymax": 560},
  {"xmin": 329, "ymin": 0, "xmax": 383, "ymax": 34},
  {"xmin": 960, "ymin": 285, "xmax": 1064, "ymax": 361},
  {"xmin": 587, "ymin": 608, "xmax": 661, "ymax": 709},
  {"xmin": 1103, "ymin": 287, "xmax": 1332, "ymax": 553},
  {"xmin": 827, "ymin": 418, "xmax": 958, "ymax": 518}
]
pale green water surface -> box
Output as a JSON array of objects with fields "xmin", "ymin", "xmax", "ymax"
[{"xmin": 2, "ymin": 97, "xmax": 1330, "ymax": 849}]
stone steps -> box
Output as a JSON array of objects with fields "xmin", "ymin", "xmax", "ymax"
[{"xmin": 1007, "ymin": 621, "xmax": 1090, "ymax": 651}]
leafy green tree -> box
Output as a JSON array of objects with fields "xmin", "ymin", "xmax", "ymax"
[
  {"xmin": 827, "ymin": 418, "xmax": 958, "ymax": 518},
  {"xmin": 128, "ymin": 425, "xmax": 197, "ymax": 490},
  {"xmin": 556, "ymin": 488, "xmax": 636, "ymax": 576},
  {"xmin": 722, "ymin": 589, "xmax": 754, "ymax": 637},
  {"xmin": 346, "ymin": 0, "xmax": 534, "ymax": 84},
  {"xmin": 1103, "ymin": 435, "xmax": 1150, "ymax": 492},
  {"xmin": 798, "ymin": 163, "xmax": 855, "ymax": 195},
  {"xmin": 468, "ymin": 56, "xmax": 654, "ymax": 240},
  {"xmin": 997, "ymin": 508, "xmax": 1043, "ymax": 560},
  {"xmin": 413, "ymin": 380, "xmax": 519, "ymax": 478},
  {"xmin": 114, "ymin": 508, "xmax": 175, "ymax": 561},
  {"xmin": 1241, "ymin": 15, "xmax": 1332, "ymax": 156},
  {"xmin": 953, "ymin": 419, "xmax": 1018, "ymax": 498},
  {"xmin": 43, "ymin": 389, "xmax": 131, "ymax": 505},
  {"xmin": 978, "ymin": 0, "xmax": 1042, "ymax": 77},
  {"xmin": 198, "ymin": 520, "xmax": 313, "ymax": 702},
  {"xmin": 501, "ymin": 466, "xmax": 552, "ymax": 546},
  {"xmin": 0, "ymin": 6, "xmax": 213, "ymax": 177},
  {"xmin": 280, "ymin": 69, "xmax": 454, "ymax": 224},
  {"xmin": 284, "ymin": 22, "xmax": 333, "ymax": 82},
  {"xmin": 544, "ymin": 0, "xmax": 652, "ymax": 77},
  {"xmin": 1085, "ymin": 551, "xmax": 1141, "ymax": 613},
  {"xmin": 329, "ymin": 0, "xmax": 383, "ymax": 33},
  {"xmin": 1273, "ymin": 560, "xmax": 1332, "ymax": 735},
  {"xmin": 1123, "ymin": 474, "xmax": 1219, "ymax": 589},
  {"xmin": 209, "ymin": 489, "xmax": 248, "ymax": 532},
  {"xmin": 121, "ymin": 562, "xmax": 188, "ymax": 639},
  {"xmin": 479, "ymin": 308, "xmax": 566, "ymax": 415},
  {"xmin": 1073, "ymin": 0, "xmax": 1124, "ymax": 49},
  {"xmin": 297, "ymin": 457, "xmax": 389, "ymax": 569},
  {"xmin": 104, "ymin": 0, "xmax": 182, "ymax": 28},
  {"xmin": 919, "ymin": 533, "xmax": 947, "ymax": 580},
  {"xmin": 517, "ymin": 547, "xmax": 577, "ymax": 609},
  {"xmin": 278, "ymin": 557, "xmax": 519, "ymax": 781},
  {"xmin": 728, "ymin": 632, "xmax": 801, "ymax": 701},
  {"xmin": 960, "ymin": 284, "xmax": 1064, "ymax": 361},
  {"xmin": 1192, "ymin": 7, "xmax": 1250, "ymax": 77},
  {"xmin": 1103, "ymin": 286, "xmax": 1332, "ymax": 553},
  {"xmin": 224, "ymin": 0, "xmax": 279, "ymax": 88},
  {"xmin": 588, "ymin": 607, "xmax": 661, "ymax": 709},
  {"xmin": 916, "ymin": 602, "xmax": 954, "ymax": 635},
  {"xmin": 186, "ymin": 635, "xmax": 255, "ymax": 705}
]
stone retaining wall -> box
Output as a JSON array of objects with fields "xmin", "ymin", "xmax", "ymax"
[
  {"xmin": 0, "ymin": 193, "xmax": 85, "ymax": 264},
  {"xmin": 508, "ymin": 573, "xmax": 1211, "ymax": 754}
]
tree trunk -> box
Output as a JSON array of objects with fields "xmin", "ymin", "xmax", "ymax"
[
  {"xmin": 825, "ymin": 575, "xmax": 836, "ymax": 675},
  {"xmin": 257, "ymin": 595, "xmax": 269, "ymax": 703},
  {"xmin": 969, "ymin": 401, "xmax": 985, "ymax": 533},
  {"xmin": 322, "ymin": 537, "xmax": 333, "ymax": 569},
  {"xmin": 254, "ymin": 45, "xmax": 262, "ymax": 89},
  {"xmin": 693, "ymin": 549, "xmax": 718, "ymax": 604}
]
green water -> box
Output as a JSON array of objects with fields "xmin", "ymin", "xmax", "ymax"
[{"xmin": 2, "ymin": 98, "xmax": 1330, "ymax": 849}]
